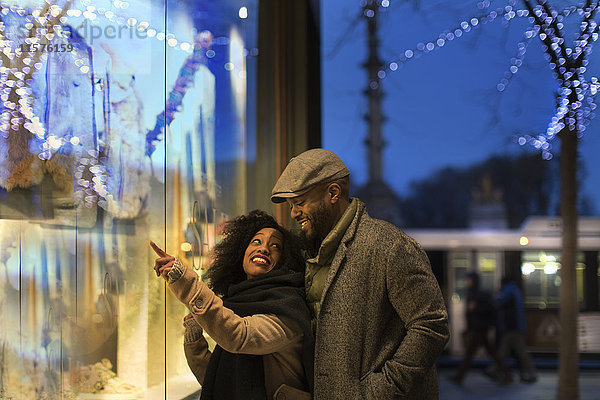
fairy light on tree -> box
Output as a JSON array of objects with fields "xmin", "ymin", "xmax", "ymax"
[
  {"xmin": 377, "ymin": 1, "xmax": 598, "ymax": 398},
  {"xmin": 379, "ymin": 2, "xmax": 598, "ymax": 164},
  {"xmin": 519, "ymin": 2, "xmax": 599, "ymax": 398}
]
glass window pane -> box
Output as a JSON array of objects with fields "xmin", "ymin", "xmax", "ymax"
[{"xmin": 0, "ymin": 0, "xmax": 258, "ymax": 398}]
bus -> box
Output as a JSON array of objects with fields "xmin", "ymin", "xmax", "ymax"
[{"xmin": 405, "ymin": 216, "xmax": 600, "ymax": 358}]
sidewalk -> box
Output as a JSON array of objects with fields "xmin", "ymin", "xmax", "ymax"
[
  {"xmin": 438, "ymin": 368, "xmax": 600, "ymax": 400},
  {"xmin": 181, "ymin": 369, "xmax": 600, "ymax": 400}
]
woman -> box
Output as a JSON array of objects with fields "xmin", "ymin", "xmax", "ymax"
[{"xmin": 150, "ymin": 210, "xmax": 313, "ymax": 400}]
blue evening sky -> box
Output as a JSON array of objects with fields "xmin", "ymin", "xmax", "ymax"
[{"xmin": 321, "ymin": 0, "xmax": 600, "ymax": 216}]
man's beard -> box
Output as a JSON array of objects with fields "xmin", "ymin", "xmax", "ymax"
[{"xmin": 299, "ymin": 200, "xmax": 332, "ymax": 252}]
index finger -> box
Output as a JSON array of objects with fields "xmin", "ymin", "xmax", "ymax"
[{"xmin": 149, "ymin": 241, "xmax": 168, "ymax": 257}]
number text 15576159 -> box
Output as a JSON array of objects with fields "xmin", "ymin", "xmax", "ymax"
[{"xmin": 20, "ymin": 43, "xmax": 74, "ymax": 53}]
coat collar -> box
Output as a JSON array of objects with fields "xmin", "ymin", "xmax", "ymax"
[
  {"xmin": 320, "ymin": 198, "xmax": 366, "ymax": 300},
  {"xmin": 339, "ymin": 198, "xmax": 364, "ymax": 246},
  {"xmin": 307, "ymin": 198, "xmax": 357, "ymax": 267}
]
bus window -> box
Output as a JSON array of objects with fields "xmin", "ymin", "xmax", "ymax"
[{"xmin": 521, "ymin": 251, "xmax": 585, "ymax": 309}]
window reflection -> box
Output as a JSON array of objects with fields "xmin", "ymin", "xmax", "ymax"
[{"xmin": 0, "ymin": 0, "xmax": 257, "ymax": 398}]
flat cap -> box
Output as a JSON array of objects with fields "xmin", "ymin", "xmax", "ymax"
[{"xmin": 271, "ymin": 148, "xmax": 350, "ymax": 203}]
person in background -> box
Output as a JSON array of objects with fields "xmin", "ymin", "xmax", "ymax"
[
  {"xmin": 150, "ymin": 210, "xmax": 313, "ymax": 400},
  {"xmin": 271, "ymin": 148, "xmax": 449, "ymax": 399},
  {"xmin": 486, "ymin": 276, "xmax": 538, "ymax": 383},
  {"xmin": 448, "ymin": 272, "xmax": 512, "ymax": 386}
]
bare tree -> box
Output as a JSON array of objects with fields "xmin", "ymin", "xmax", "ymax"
[
  {"xmin": 370, "ymin": 1, "xmax": 600, "ymax": 397},
  {"xmin": 520, "ymin": 2, "xmax": 599, "ymax": 398}
]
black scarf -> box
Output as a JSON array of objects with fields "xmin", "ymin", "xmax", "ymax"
[{"xmin": 200, "ymin": 268, "xmax": 314, "ymax": 400}]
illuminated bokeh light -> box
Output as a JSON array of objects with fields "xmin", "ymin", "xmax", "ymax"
[
  {"xmin": 376, "ymin": 1, "xmax": 599, "ymax": 160},
  {"xmin": 0, "ymin": 4, "xmax": 224, "ymax": 208},
  {"xmin": 544, "ymin": 263, "xmax": 559, "ymax": 275},
  {"xmin": 519, "ymin": 236, "xmax": 529, "ymax": 246},
  {"xmin": 180, "ymin": 242, "xmax": 193, "ymax": 252},
  {"xmin": 521, "ymin": 262, "xmax": 535, "ymax": 275}
]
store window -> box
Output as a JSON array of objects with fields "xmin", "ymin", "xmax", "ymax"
[
  {"xmin": 0, "ymin": 0, "xmax": 258, "ymax": 398},
  {"xmin": 521, "ymin": 251, "xmax": 586, "ymax": 309}
]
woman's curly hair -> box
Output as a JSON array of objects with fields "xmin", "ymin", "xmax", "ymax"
[{"xmin": 205, "ymin": 210, "xmax": 304, "ymax": 296}]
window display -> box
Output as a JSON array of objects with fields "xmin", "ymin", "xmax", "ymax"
[{"xmin": 0, "ymin": 0, "xmax": 258, "ymax": 398}]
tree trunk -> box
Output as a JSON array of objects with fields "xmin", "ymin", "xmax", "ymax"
[{"xmin": 557, "ymin": 129, "xmax": 579, "ymax": 400}]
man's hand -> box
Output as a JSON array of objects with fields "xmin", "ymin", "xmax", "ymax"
[{"xmin": 150, "ymin": 241, "xmax": 175, "ymax": 280}]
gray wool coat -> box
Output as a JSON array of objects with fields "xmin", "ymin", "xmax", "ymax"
[{"xmin": 313, "ymin": 199, "xmax": 449, "ymax": 399}]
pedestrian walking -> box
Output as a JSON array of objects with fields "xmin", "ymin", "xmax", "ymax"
[
  {"xmin": 486, "ymin": 277, "xmax": 537, "ymax": 383},
  {"xmin": 448, "ymin": 272, "xmax": 512, "ymax": 386}
]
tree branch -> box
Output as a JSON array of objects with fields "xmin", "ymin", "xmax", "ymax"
[
  {"xmin": 522, "ymin": 0, "xmax": 565, "ymax": 81},
  {"xmin": 573, "ymin": 0, "xmax": 599, "ymax": 68},
  {"xmin": 540, "ymin": 1, "xmax": 569, "ymax": 61}
]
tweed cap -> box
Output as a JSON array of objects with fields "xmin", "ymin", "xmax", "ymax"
[{"xmin": 271, "ymin": 148, "xmax": 350, "ymax": 203}]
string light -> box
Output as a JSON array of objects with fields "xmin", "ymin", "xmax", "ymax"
[
  {"xmin": 0, "ymin": 4, "xmax": 218, "ymax": 208},
  {"xmin": 379, "ymin": 1, "xmax": 599, "ymax": 159},
  {"xmin": 2, "ymin": 2, "xmax": 252, "ymax": 207}
]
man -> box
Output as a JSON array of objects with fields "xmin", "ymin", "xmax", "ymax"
[
  {"xmin": 486, "ymin": 277, "xmax": 537, "ymax": 383},
  {"xmin": 448, "ymin": 272, "xmax": 511, "ymax": 386},
  {"xmin": 271, "ymin": 148, "xmax": 449, "ymax": 399}
]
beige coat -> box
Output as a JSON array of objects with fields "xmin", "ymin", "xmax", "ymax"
[
  {"xmin": 313, "ymin": 199, "xmax": 449, "ymax": 399},
  {"xmin": 169, "ymin": 264, "xmax": 311, "ymax": 400}
]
